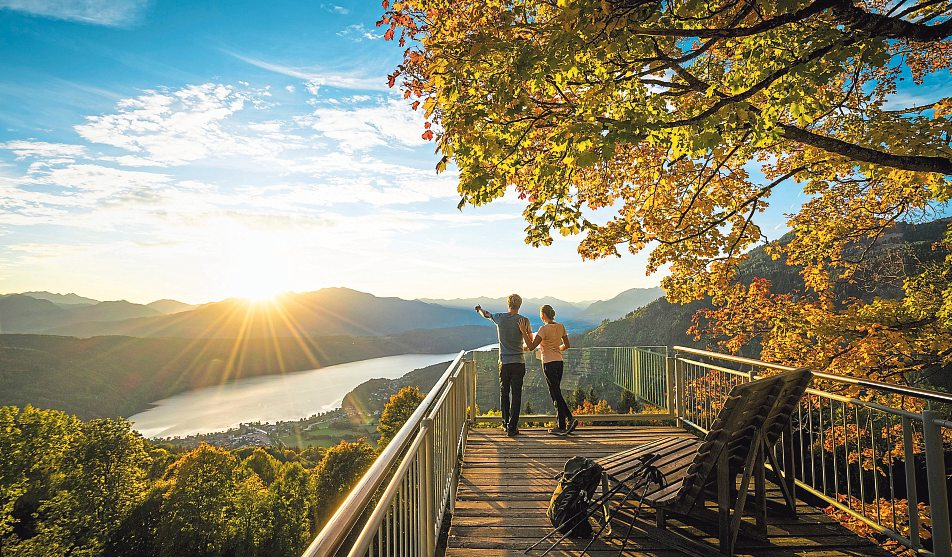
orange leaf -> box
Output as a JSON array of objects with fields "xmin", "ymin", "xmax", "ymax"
[
  {"xmin": 422, "ymin": 130, "xmax": 434, "ymax": 140},
  {"xmin": 384, "ymin": 28, "xmax": 395, "ymax": 41}
]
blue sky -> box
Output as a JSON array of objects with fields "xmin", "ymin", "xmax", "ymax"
[{"xmin": 0, "ymin": 1, "xmax": 837, "ymax": 304}]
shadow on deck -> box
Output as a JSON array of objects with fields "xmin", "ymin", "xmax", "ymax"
[{"xmin": 446, "ymin": 426, "xmax": 893, "ymax": 557}]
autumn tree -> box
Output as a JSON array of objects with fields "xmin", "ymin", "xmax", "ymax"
[
  {"xmin": 312, "ymin": 440, "xmax": 376, "ymax": 523},
  {"xmin": 0, "ymin": 405, "xmax": 80, "ymax": 550},
  {"xmin": 105, "ymin": 482, "xmax": 169, "ymax": 557},
  {"xmin": 241, "ymin": 448, "xmax": 280, "ymax": 486},
  {"xmin": 265, "ymin": 463, "xmax": 314, "ymax": 556},
  {"xmin": 380, "ymin": 0, "xmax": 952, "ymax": 385},
  {"xmin": 32, "ymin": 418, "xmax": 150, "ymax": 555},
  {"xmin": 158, "ymin": 444, "xmax": 242, "ymax": 556},
  {"xmin": 376, "ymin": 386, "xmax": 424, "ymax": 449},
  {"xmin": 233, "ymin": 471, "xmax": 270, "ymax": 557}
]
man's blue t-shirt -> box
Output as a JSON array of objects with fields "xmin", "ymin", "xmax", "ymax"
[{"xmin": 490, "ymin": 312, "xmax": 530, "ymax": 365}]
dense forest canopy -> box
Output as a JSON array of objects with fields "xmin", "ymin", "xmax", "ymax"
[
  {"xmin": 0, "ymin": 405, "xmax": 377, "ymax": 557},
  {"xmin": 380, "ymin": 0, "xmax": 952, "ymax": 389}
]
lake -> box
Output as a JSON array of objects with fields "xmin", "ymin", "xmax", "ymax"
[{"xmin": 129, "ymin": 353, "xmax": 458, "ymax": 438}]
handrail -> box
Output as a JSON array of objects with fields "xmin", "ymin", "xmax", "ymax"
[
  {"xmin": 674, "ymin": 346, "xmax": 952, "ymax": 556},
  {"xmin": 301, "ymin": 351, "xmax": 466, "ymax": 557},
  {"xmin": 674, "ymin": 345, "xmax": 952, "ymax": 405},
  {"xmin": 306, "ymin": 344, "xmax": 951, "ymax": 557}
]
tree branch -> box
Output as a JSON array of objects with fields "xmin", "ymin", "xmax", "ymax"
[
  {"xmin": 831, "ymin": 1, "xmax": 952, "ymax": 41},
  {"xmin": 621, "ymin": 0, "xmax": 838, "ymax": 38},
  {"xmin": 778, "ymin": 123, "xmax": 952, "ymax": 175}
]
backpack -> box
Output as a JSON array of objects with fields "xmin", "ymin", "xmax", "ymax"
[{"xmin": 546, "ymin": 456, "xmax": 604, "ymax": 538}]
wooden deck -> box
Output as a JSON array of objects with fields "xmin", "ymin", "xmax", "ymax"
[{"xmin": 445, "ymin": 426, "xmax": 893, "ymax": 557}]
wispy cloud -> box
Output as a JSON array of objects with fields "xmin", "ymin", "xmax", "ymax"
[
  {"xmin": 320, "ymin": 3, "xmax": 350, "ymax": 15},
  {"xmin": 337, "ymin": 23, "xmax": 380, "ymax": 43},
  {"xmin": 1, "ymin": 141, "xmax": 86, "ymax": 160},
  {"xmin": 0, "ymin": 84, "xmax": 459, "ymax": 236},
  {"xmin": 226, "ymin": 51, "xmax": 388, "ymax": 91},
  {"xmin": 73, "ymin": 83, "xmax": 279, "ymax": 166},
  {"xmin": 297, "ymin": 98, "xmax": 426, "ymax": 152},
  {"xmin": 0, "ymin": 0, "xmax": 149, "ymax": 26}
]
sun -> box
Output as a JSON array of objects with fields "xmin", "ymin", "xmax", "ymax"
[
  {"xmin": 240, "ymin": 285, "xmax": 284, "ymax": 303},
  {"xmin": 223, "ymin": 249, "xmax": 291, "ymax": 303},
  {"xmin": 208, "ymin": 222, "xmax": 304, "ymax": 304},
  {"xmin": 228, "ymin": 266, "xmax": 288, "ymax": 303}
]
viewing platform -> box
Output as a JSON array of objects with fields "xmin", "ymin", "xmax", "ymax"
[
  {"xmin": 304, "ymin": 347, "xmax": 952, "ymax": 557},
  {"xmin": 448, "ymin": 426, "xmax": 893, "ymax": 556}
]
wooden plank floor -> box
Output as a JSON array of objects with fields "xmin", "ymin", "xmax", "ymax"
[{"xmin": 445, "ymin": 426, "xmax": 892, "ymax": 557}]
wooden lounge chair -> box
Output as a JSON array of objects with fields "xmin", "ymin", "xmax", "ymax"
[{"xmin": 597, "ymin": 367, "xmax": 813, "ymax": 556}]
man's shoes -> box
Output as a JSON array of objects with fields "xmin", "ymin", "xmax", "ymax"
[
  {"xmin": 549, "ymin": 427, "xmax": 568, "ymax": 436},
  {"xmin": 565, "ymin": 418, "xmax": 579, "ymax": 434},
  {"xmin": 506, "ymin": 429, "xmax": 520, "ymax": 437}
]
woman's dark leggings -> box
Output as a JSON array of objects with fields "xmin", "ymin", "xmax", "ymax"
[{"xmin": 542, "ymin": 361, "xmax": 573, "ymax": 429}]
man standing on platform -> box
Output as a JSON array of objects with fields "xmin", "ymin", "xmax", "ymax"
[{"xmin": 476, "ymin": 294, "xmax": 534, "ymax": 437}]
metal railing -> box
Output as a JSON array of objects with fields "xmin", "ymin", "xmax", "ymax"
[
  {"xmin": 672, "ymin": 346, "xmax": 952, "ymax": 557},
  {"xmin": 471, "ymin": 346, "xmax": 675, "ymax": 422},
  {"xmin": 302, "ymin": 351, "xmax": 474, "ymax": 557},
  {"xmin": 611, "ymin": 346, "xmax": 669, "ymax": 410},
  {"xmin": 305, "ymin": 345, "xmax": 952, "ymax": 557}
]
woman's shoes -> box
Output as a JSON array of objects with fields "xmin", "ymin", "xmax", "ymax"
[
  {"xmin": 548, "ymin": 427, "xmax": 567, "ymax": 436},
  {"xmin": 565, "ymin": 418, "xmax": 579, "ymax": 434}
]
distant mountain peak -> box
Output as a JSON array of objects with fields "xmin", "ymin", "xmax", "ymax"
[
  {"xmin": 5, "ymin": 291, "xmax": 100, "ymax": 307},
  {"xmin": 37, "ymin": 289, "xmax": 490, "ymax": 339},
  {"xmin": 146, "ymin": 299, "xmax": 196, "ymax": 315}
]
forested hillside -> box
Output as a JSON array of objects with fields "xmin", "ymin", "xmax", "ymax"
[
  {"xmin": 0, "ymin": 325, "xmax": 495, "ymax": 419},
  {"xmin": 579, "ymin": 219, "xmax": 951, "ymax": 354},
  {"xmin": 0, "ymin": 405, "xmax": 375, "ymax": 557}
]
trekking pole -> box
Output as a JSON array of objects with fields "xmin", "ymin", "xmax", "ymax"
[
  {"xmin": 539, "ymin": 467, "xmax": 656, "ymax": 557},
  {"xmin": 522, "ymin": 477, "xmax": 631, "ymax": 554},
  {"xmin": 576, "ymin": 476, "xmax": 647, "ymax": 557},
  {"xmin": 524, "ymin": 455, "xmax": 657, "ymax": 554},
  {"xmin": 528, "ymin": 455, "xmax": 660, "ymax": 556},
  {"xmin": 616, "ymin": 465, "xmax": 666, "ymax": 557}
]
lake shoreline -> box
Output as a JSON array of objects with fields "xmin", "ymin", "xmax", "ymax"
[{"xmin": 129, "ymin": 352, "xmax": 460, "ymax": 438}]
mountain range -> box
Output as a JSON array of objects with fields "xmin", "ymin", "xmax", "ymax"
[
  {"xmin": 2, "ymin": 286, "xmax": 664, "ymax": 338},
  {"xmin": 31, "ymin": 288, "xmax": 486, "ymax": 338},
  {"xmin": 421, "ymin": 287, "xmax": 663, "ymax": 328},
  {"xmin": 0, "ymin": 295, "xmax": 175, "ymax": 335}
]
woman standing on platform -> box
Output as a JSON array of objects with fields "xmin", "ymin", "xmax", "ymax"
[{"xmin": 528, "ymin": 304, "xmax": 578, "ymax": 436}]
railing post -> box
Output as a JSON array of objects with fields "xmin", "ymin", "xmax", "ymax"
[
  {"xmin": 923, "ymin": 410, "xmax": 951, "ymax": 557},
  {"xmin": 468, "ymin": 359, "xmax": 477, "ymax": 423},
  {"xmin": 667, "ymin": 355, "xmax": 682, "ymax": 424},
  {"xmin": 445, "ymin": 376, "xmax": 458, "ymax": 516},
  {"xmin": 633, "ymin": 347, "xmax": 643, "ymax": 400},
  {"xmin": 781, "ymin": 419, "xmax": 796, "ymax": 513},
  {"xmin": 421, "ymin": 418, "xmax": 436, "ymax": 557},
  {"xmin": 901, "ymin": 416, "xmax": 920, "ymax": 551}
]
